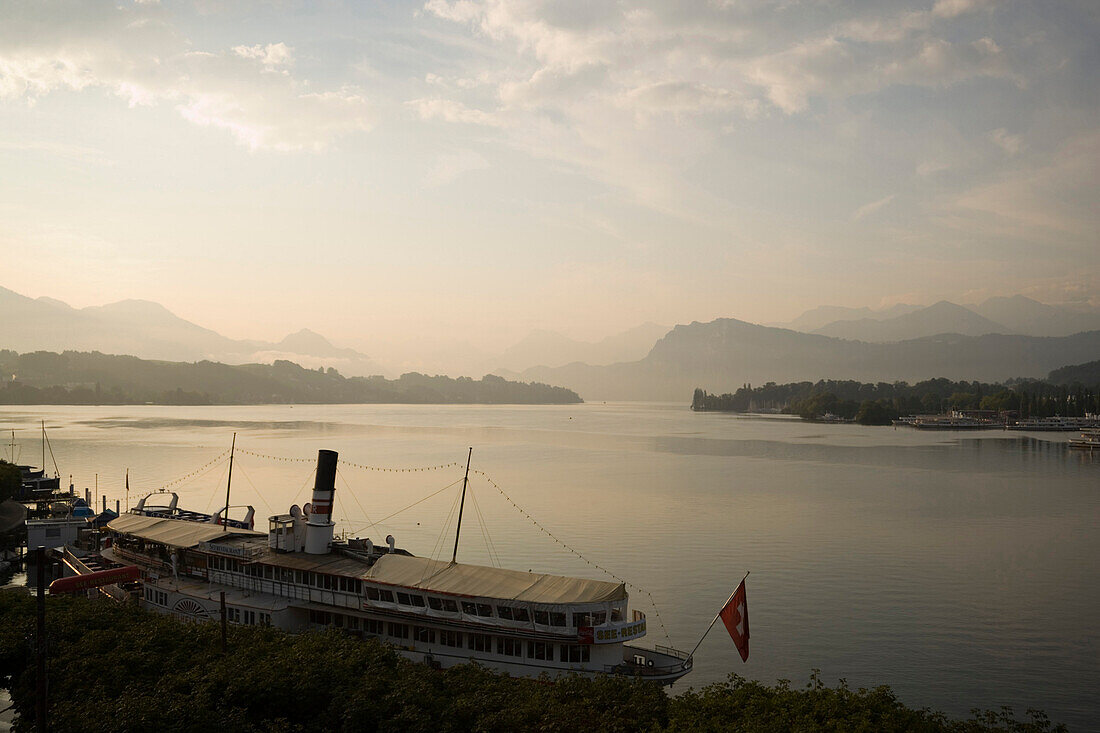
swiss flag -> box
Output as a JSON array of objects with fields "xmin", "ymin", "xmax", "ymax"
[{"xmin": 719, "ymin": 579, "xmax": 749, "ymax": 662}]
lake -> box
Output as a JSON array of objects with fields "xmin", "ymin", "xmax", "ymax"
[{"xmin": 3, "ymin": 403, "xmax": 1098, "ymax": 730}]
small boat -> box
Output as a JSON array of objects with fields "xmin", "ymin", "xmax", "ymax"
[{"xmin": 1068, "ymin": 429, "xmax": 1100, "ymax": 451}]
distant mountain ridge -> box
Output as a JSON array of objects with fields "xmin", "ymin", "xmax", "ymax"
[
  {"xmin": 968, "ymin": 295, "xmax": 1100, "ymax": 336},
  {"xmin": 0, "ymin": 286, "xmax": 383, "ymax": 375},
  {"xmin": 812, "ymin": 301, "xmax": 1009, "ymax": 341},
  {"xmin": 783, "ymin": 297, "xmax": 1100, "ymax": 342},
  {"xmin": 770, "ymin": 303, "xmax": 922, "ymax": 332},
  {"xmin": 489, "ymin": 322, "xmax": 669, "ymax": 372},
  {"xmin": 507, "ymin": 317, "xmax": 1100, "ymax": 401}
]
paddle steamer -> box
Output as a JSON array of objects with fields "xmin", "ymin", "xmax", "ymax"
[{"xmin": 103, "ymin": 449, "xmax": 692, "ymax": 683}]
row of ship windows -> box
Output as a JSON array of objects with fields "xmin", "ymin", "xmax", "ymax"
[
  {"xmin": 143, "ymin": 587, "xmax": 273, "ymax": 627},
  {"xmin": 307, "ymin": 610, "xmax": 591, "ymax": 663},
  {"xmin": 144, "ymin": 588, "xmax": 168, "ymax": 606},
  {"xmin": 207, "ymin": 556, "xmax": 363, "ymax": 594},
  {"xmin": 365, "ymin": 587, "xmax": 614, "ymax": 627},
  {"xmin": 226, "ymin": 608, "xmax": 272, "ymax": 626},
  {"xmin": 206, "ymin": 556, "xmax": 618, "ymax": 628}
]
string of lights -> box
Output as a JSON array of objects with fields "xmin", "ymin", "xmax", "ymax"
[
  {"xmin": 236, "ymin": 447, "xmax": 460, "ymax": 473},
  {"xmin": 136, "ymin": 448, "xmax": 232, "ymax": 493},
  {"xmin": 471, "ymin": 468, "xmax": 673, "ymax": 645}
]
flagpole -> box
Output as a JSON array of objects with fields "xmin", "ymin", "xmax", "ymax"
[{"xmin": 685, "ymin": 571, "xmax": 749, "ymax": 663}]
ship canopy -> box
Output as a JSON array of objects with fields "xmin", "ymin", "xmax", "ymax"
[
  {"xmin": 365, "ymin": 554, "xmax": 626, "ymax": 604},
  {"xmin": 107, "ymin": 513, "xmax": 262, "ymax": 548}
]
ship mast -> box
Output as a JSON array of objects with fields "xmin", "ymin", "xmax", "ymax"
[
  {"xmin": 222, "ymin": 432, "xmax": 236, "ymax": 531},
  {"xmin": 450, "ymin": 447, "xmax": 473, "ymax": 564}
]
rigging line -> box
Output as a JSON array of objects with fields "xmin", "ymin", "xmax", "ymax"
[
  {"xmin": 171, "ymin": 455, "xmax": 230, "ymax": 496},
  {"xmin": 423, "ymin": 488, "xmax": 463, "ymax": 587},
  {"xmin": 201, "ymin": 461, "xmax": 232, "ymax": 514},
  {"xmin": 131, "ymin": 449, "xmax": 231, "ymax": 493},
  {"xmin": 335, "ymin": 468, "xmax": 376, "ymax": 531},
  {"xmin": 361, "ymin": 477, "xmax": 464, "ymax": 532},
  {"xmin": 43, "ymin": 427, "xmax": 60, "ymax": 477},
  {"xmin": 429, "ymin": 484, "xmax": 464, "ymax": 566},
  {"xmin": 230, "ymin": 459, "xmax": 275, "ymax": 517},
  {"xmin": 471, "ymin": 469, "xmax": 674, "ymax": 645},
  {"xmin": 467, "ymin": 484, "xmax": 500, "ymax": 569},
  {"xmin": 290, "ymin": 466, "xmax": 319, "ymax": 506}
]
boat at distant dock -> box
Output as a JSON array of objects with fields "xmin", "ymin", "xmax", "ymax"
[{"xmin": 1068, "ymin": 429, "xmax": 1100, "ymax": 451}]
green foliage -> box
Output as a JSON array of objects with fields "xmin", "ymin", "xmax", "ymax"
[
  {"xmin": 0, "ymin": 594, "xmax": 1066, "ymax": 733},
  {"xmin": 854, "ymin": 400, "xmax": 898, "ymax": 425},
  {"xmin": 668, "ymin": 673, "xmax": 1065, "ymax": 733},
  {"xmin": 692, "ymin": 376, "xmax": 1100, "ymax": 420},
  {"xmin": 0, "ymin": 460, "xmax": 20, "ymax": 504},
  {"xmin": 0, "ymin": 350, "xmax": 582, "ymax": 406}
]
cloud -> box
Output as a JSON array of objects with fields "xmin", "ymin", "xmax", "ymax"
[
  {"xmin": 947, "ymin": 131, "xmax": 1100, "ymax": 241},
  {"xmin": 932, "ymin": 0, "xmax": 998, "ymax": 20},
  {"xmin": 425, "ymin": 149, "xmax": 490, "ymax": 186},
  {"xmin": 232, "ymin": 42, "xmax": 294, "ymax": 72},
  {"xmin": 0, "ymin": 4, "xmax": 370, "ymax": 151},
  {"xmin": 988, "ymin": 128, "xmax": 1023, "ymax": 155},
  {"xmin": 411, "ymin": 97, "xmax": 502, "ymax": 126},
  {"xmin": 414, "ymin": 0, "xmax": 1037, "ymax": 224},
  {"xmin": 852, "ymin": 194, "xmax": 896, "ymax": 221}
]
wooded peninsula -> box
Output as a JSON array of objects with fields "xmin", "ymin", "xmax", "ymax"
[
  {"xmin": 692, "ymin": 366, "xmax": 1100, "ymax": 425},
  {"xmin": 0, "ymin": 350, "xmax": 581, "ymax": 405}
]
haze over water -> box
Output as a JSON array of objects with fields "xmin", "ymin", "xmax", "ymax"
[{"xmin": 4, "ymin": 403, "xmax": 1097, "ymax": 730}]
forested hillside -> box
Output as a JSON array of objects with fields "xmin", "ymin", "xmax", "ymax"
[{"xmin": 0, "ymin": 350, "xmax": 580, "ymax": 405}]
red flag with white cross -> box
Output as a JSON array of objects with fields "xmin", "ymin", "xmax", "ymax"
[{"xmin": 719, "ymin": 578, "xmax": 749, "ymax": 662}]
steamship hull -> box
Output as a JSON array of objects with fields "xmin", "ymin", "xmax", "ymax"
[{"xmin": 105, "ymin": 450, "xmax": 692, "ymax": 684}]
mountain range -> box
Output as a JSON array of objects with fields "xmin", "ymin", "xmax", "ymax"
[
  {"xmin": 0, "ymin": 285, "xmax": 667, "ymax": 378},
  {"xmin": 506, "ymin": 318, "xmax": 1100, "ymax": 401},
  {"xmin": 0, "ymin": 286, "xmax": 384, "ymax": 375},
  {"xmin": 774, "ymin": 296, "xmax": 1100, "ymax": 341},
  {"xmin": 4, "ymin": 285, "xmax": 1099, "ymax": 402},
  {"xmin": 486, "ymin": 323, "xmax": 669, "ymax": 372}
]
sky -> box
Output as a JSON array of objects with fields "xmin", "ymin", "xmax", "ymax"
[{"xmin": 1, "ymin": 0, "xmax": 1097, "ymax": 355}]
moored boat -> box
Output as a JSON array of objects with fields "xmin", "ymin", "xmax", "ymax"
[
  {"xmin": 1067, "ymin": 429, "xmax": 1100, "ymax": 451},
  {"xmin": 102, "ymin": 449, "xmax": 693, "ymax": 683}
]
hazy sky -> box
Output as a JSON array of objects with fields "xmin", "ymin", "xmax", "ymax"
[{"xmin": 1, "ymin": 0, "xmax": 1097, "ymax": 352}]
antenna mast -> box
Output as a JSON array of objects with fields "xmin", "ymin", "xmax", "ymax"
[
  {"xmin": 223, "ymin": 432, "xmax": 236, "ymax": 531},
  {"xmin": 450, "ymin": 447, "xmax": 473, "ymax": 564}
]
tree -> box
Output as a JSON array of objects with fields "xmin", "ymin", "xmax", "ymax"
[
  {"xmin": 0, "ymin": 460, "xmax": 20, "ymax": 504},
  {"xmin": 856, "ymin": 400, "xmax": 897, "ymax": 426}
]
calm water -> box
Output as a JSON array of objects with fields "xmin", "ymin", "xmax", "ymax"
[{"xmin": 3, "ymin": 404, "xmax": 1098, "ymax": 730}]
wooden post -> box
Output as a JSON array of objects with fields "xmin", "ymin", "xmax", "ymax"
[{"xmin": 35, "ymin": 546, "xmax": 47, "ymax": 733}]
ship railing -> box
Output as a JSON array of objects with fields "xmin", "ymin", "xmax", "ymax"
[
  {"xmin": 112, "ymin": 545, "xmax": 172, "ymax": 573},
  {"xmin": 205, "ymin": 570, "xmax": 363, "ymax": 610},
  {"xmin": 654, "ymin": 644, "xmax": 691, "ymax": 661}
]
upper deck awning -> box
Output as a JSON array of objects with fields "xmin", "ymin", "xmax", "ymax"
[
  {"xmin": 107, "ymin": 513, "xmax": 262, "ymax": 549},
  {"xmin": 365, "ymin": 554, "xmax": 626, "ymax": 604}
]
